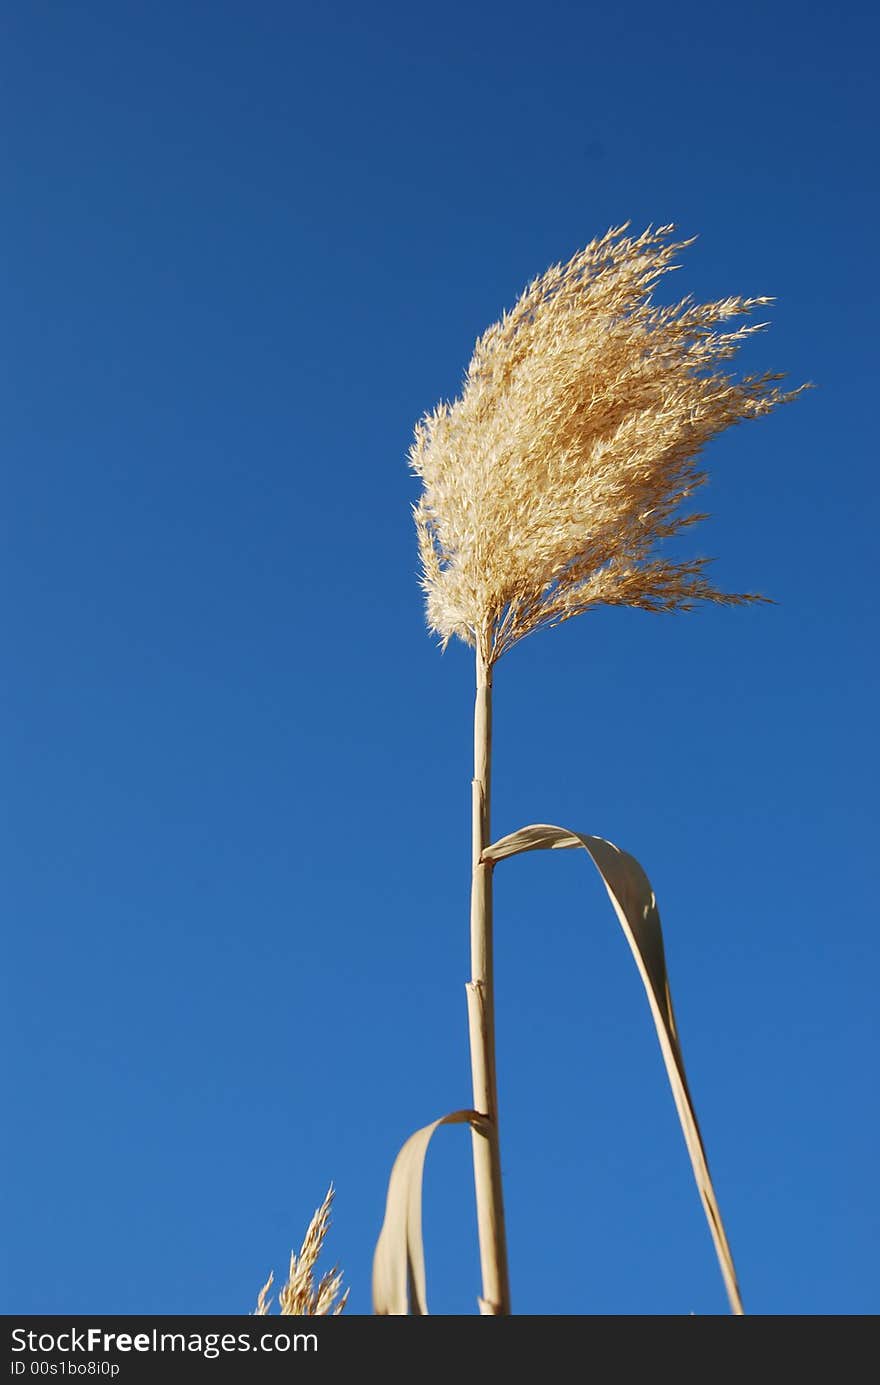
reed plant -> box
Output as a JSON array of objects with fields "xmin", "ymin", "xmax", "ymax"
[{"xmin": 372, "ymin": 225, "xmax": 806, "ymax": 1315}]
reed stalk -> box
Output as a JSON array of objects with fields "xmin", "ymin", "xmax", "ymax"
[{"xmin": 466, "ymin": 645, "xmax": 510, "ymax": 1314}]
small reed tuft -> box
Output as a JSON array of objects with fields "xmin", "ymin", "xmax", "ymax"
[
  {"xmin": 255, "ymin": 1186, "xmax": 348, "ymax": 1316},
  {"xmin": 411, "ymin": 223, "xmax": 807, "ymax": 665}
]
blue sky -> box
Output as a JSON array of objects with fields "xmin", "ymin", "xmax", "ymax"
[{"xmin": 2, "ymin": 0, "xmax": 877, "ymax": 1316}]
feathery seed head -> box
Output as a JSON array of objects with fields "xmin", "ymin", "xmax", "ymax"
[
  {"xmin": 255, "ymin": 1186, "xmax": 348, "ymax": 1316},
  {"xmin": 411, "ymin": 224, "xmax": 806, "ymax": 665}
]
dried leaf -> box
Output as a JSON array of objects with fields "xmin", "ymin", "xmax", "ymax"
[
  {"xmin": 372, "ymin": 1110, "xmax": 483, "ymax": 1315},
  {"xmin": 483, "ymin": 823, "xmax": 744, "ymax": 1315}
]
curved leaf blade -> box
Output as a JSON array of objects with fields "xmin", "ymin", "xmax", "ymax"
[
  {"xmin": 372, "ymin": 1110, "xmax": 482, "ymax": 1315},
  {"xmin": 483, "ymin": 824, "xmax": 744, "ymax": 1315}
]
